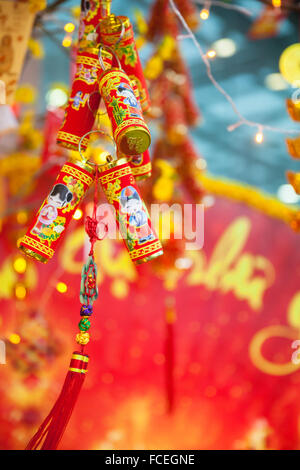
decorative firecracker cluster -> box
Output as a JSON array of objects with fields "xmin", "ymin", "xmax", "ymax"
[{"xmin": 19, "ymin": 0, "xmax": 163, "ymax": 267}]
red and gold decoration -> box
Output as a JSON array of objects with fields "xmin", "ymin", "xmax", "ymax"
[
  {"xmin": 19, "ymin": 160, "xmax": 95, "ymax": 263},
  {"xmin": 127, "ymin": 149, "xmax": 152, "ymax": 180},
  {"xmin": 98, "ymin": 66, "xmax": 151, "ymax": 155},
  {"xmin": 98, "ymin": 157, "xmax": 163, "ymax": 264},
  {"xmin": 57, "ymin": 48, "xmax": 112, "ymax": 151},
  {"xmin": 99, "ymin": 14, "xmax": 151, "ymax": 112},
  {"xmin": 77, "ymin": 0, "xmax": 111, "ymax": 50}
]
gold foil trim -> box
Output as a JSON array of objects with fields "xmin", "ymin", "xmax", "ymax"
[
  {"xmin": 20, "ymin": 235, "xmax": 54, "ymax": 258},
  {"xmin": 62, "ymin": 163, "xmax": 94, "ymax": 186},
  {"xmin": 57, "ymin": 131, "xmax": 89, "ymax": 148},
  {"xmin": 129, "ymin": 241, "xmax": 163, "ymax": 260}
]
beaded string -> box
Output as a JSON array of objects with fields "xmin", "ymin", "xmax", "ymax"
[{"xmin": 76, "ymin": 167, "xmax": 107, "ymax": 352}]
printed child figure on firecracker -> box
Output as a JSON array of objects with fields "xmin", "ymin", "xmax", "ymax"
[
  {"xmin": 117, "ymin": 83, "xmax": 142, "ymax": 118},
  {"xmin": 31, "ymin": 183, "xmax": 73, "ymax": 242},
  {"xmin": 120, "ymin": 186, "xmax": 155, "ymax": 245}
]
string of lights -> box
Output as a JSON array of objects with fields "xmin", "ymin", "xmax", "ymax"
[
  {"xmin": 195, "ymin": 0, "xmax": 253, "ymax": 18},
  {"xmin": 170, "ymin": 0, "xmax": 300, "ymax": 144}
]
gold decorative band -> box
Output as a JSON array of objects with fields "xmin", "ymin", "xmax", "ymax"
[
  {"xmin": 62, "ymin": 164, "xmax": 94, "ymax": 186},
  {"xmin": 57, "ymin": 131, "xmax": 89, "ymax": 148},
  {"xmin": 72, "ymin": 353, "xmax": 89, "ymax": 363},
  {"xmin": 114, "ymin": 120, "xmax": 150, "ymax": 138},
  {"xmin": 131, "ymin": 163, "xmax": 152, "ymax": 175},
  {"xmin": 76, "ymin": 55, "xmax": 101, "ymax": 69},
  {"xmin": 69, "ymin": 367, "xmax": 87, "ymax": 374},
  {"xmin": 99, "ymin": 165, "xmax": 132, "ymax": 185},
  {"xmin": 20, "ymin": 235, "xmax": 54, "ymax": 258},
  {"xmin": 99, "ymin": 69, "xmax": 128, "ymax": 89},
  {"xmin": 129, "ymin": 240, "xmax": 162, "ymax": 260}
]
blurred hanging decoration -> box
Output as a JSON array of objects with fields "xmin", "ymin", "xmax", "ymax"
[
  {"xmin": 0, "ymin": 0, "xmax": 46, "ymax": 105},
  {"xmin": 278, "ymin": 43, "xmax": 300, "ymax": 231},
  {"xmin": 248, "ymin": 3, "xmax": 287, "ymax": 39},
  {"xmin": 281, "ymin": 43, "xmax": 300, "ymax": 164},
  {"xmin": 7, "ymin": 307, "xmax": 62, "ymax": 381}
]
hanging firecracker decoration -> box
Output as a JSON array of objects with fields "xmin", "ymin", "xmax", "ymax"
[
  {"xmin": 97, "ymin": 156, "xmax": 163, "ymax": 264},
  {"xmin": 57, "ymin": 47, "xmax": 112, "ymax": 150},
  {"xmin": 98, "ymin": 55, "xmax": 151, "ymax": 155},
  {"xmin": 147, "ymin": 0, "xmax": 179, "ymax": 42},
  {"xmin": 99, "ymin": 14, "xmax": 151, "ymax": 112},
  {"xmin": 19, "ymin": 160, "xmax": 95, "ymax": 263},
  {"xmin": 26, "ymin": 169, "xmax": 103, "ymax": 451},
  {"xmin": 78, "ymin": 0, "xmax": 112, "ymax": 50},
  {"xmin": 171, "ymin": 47, "xmax": 201, "ymax": 127},
  {"xmin": 173, "ymin": 0, "xmax": 199, "ymax": 30},
  {"xmin": 124, "ymin": 79, "xmax": 152, "ymax": 179}
]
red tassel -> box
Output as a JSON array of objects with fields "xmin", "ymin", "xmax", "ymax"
[
  {"xmin": 165, "ymin": 301, "xmax": 176, "ymax": 414},
  {"xmin": 26, "ymin": 351, "xmax": 89, "ymax": 450}
]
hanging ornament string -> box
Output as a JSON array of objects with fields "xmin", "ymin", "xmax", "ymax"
[
  {"xmin": 79, "ymin": 129, "xmax": 117, "ymax": 258},
  {"xmin": 85, "ymin": 166, "xmax": 103, "ymax": 257}
]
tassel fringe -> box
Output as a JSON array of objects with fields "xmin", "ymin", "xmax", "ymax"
[{"xmin": 26, "ymin": 351, "xmax": 89, "ymax": 450}]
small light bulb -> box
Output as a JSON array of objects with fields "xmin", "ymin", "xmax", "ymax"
[
  {"xmin": 73, "ymin": 209, "xmax": 83, "ymax": 220},
  {"xmin": 200, "ymin": 8, "xmax": 209, "ymax": 20},
  {"xmin": 207, "ymin": 49, "xmax": 216, "ymax": 59},
  {"xmin": 15, "ymin": 284, "xmax": 27, "ymax": 300},
  {"xmin": 13, "ymin": 257, "xmax": 27, "ymax": 274},
  {"xmin": 16, "ymin": 211, "xmax": 28, "ymax": 224},
  {"xmin": 64, "ymin": 22, "xmax": 75, "ymax": 33},
  {"xmin": 9, "ymin": 333, "xmax": 21, "ymax": 344},
  {"xmin": 272, "ymin": 0, "xmax": 281, "ymax": 8},
  {"xmin": 56, "ymin": 282, "xmax": 67, "ymax": 293},
  {"xmin": 62, "ymin": 36, "xmax": 72, "ymax": 48},
  {"xmin": 255, "ymin": 131, "xmax": 264, "ymax": 144}
]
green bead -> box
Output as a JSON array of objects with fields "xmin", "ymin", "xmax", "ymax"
[{"xmin": 78, "ymin": 318, "xmax": 91, "ymax": 331}]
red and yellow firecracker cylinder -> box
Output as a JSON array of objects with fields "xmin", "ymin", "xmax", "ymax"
[
  {"xmin": 98, "ymin": 65, "xmax": 151, "ymax": 155},
  {"xmin": 19, "ymin": 160, "xmax": 95, "ymax": 263},
  {"xmin": 57, "ymin": 47, "xmax": 112, "ymax": 151},
  {"xmin": 124, "ymin": 79, "xmax": 151, "ymax": 179},
  {"xmin": 127, "ymin": 149, "xmax": 152, "ymax": 180},
  {"xmin": 98, "ymin": 157, "xmax": 163, "ymax": 264},
  {"xmin": 99, "ymin": 14, "xmax": 151, "ymax": 112},
  {"xmin": 78, "ymin": 0, "xmax": 112, "ymax": 50}
]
